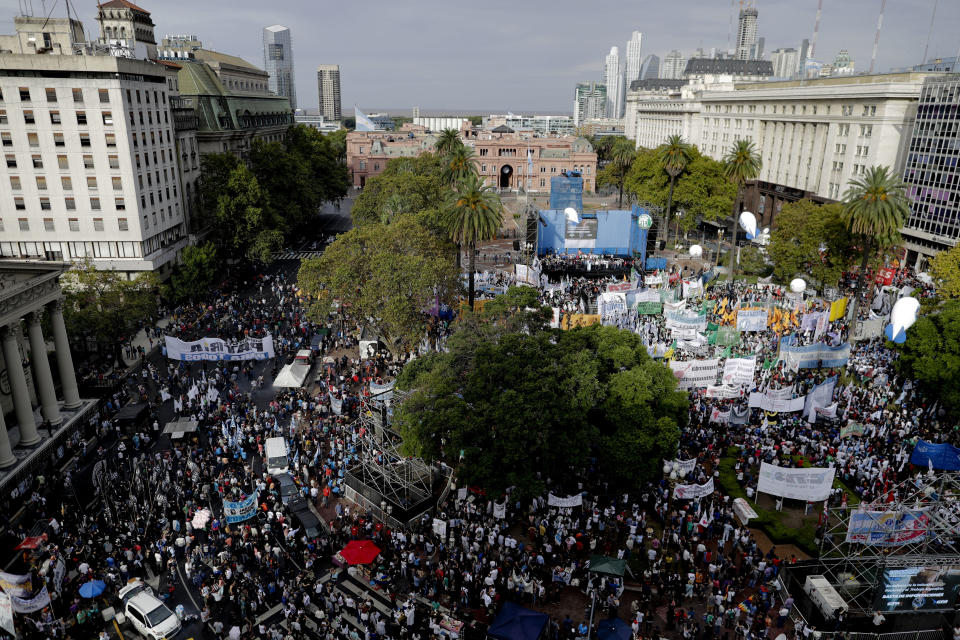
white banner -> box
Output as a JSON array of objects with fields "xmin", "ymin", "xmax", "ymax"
[
  {"xmin": 0, "ymin": 573, "xmax": 31, "ymax": 598},
  {"xmin": 757, "ymin": 462, "xmax": 836, "ymax": 501},
  {"xmin": 493, "ymin": 502, "xmax": 506, "ymax": 519},
  {"xmin": 598, "ymin": 292, "xmax": 627, "ymax": 318},
  {"xmin": 722, "ymin": 357, "xmax": 756, "ymax": 387},
  {"xmin": 732, "ymin": 498, "xmax": 759, "ymax": 525},
  {"xmin": 682, "ymin": 280, "xmax": 703, "ymax": 299},
  {"xmin": 165, "ymin": 335, "xmax": 275, "ymax": 361},
  {"xmin": 804, "ymin": 376, "xmax": 837, "ymax": 423},
  {"xmin": 669, "ymin": 359, "xmax": 720, "ymax": 390},
  {"xmin": 737, "ymin": 309, "xmax": 768, "ymax": 332},
  {"xmin": 550, "ymin": 307, "xmax": 560, "ymax": 329},
  {"xmin": 671, "ymin": 459, "xmax": 697, "ymax": 476},
  {"xmin": 0, "ymin": 592, "xmax": 12, "ymax": 639},
  {"xmin": 748, "ymin": 390, "xmax": 805, "ymax": 413},
  {"xmin": 432, "ymin": 518, "xmax": 447, "ymax": 537},
  {"xmin": 11, "ymin": 585, "xmax": 49, "ymax": 614},
  {"xmin": 634, "ymin": 289, "xmax": 660, "ymax": 303},
  {"xmin": 673, "ymin": 478, "xmax": 714, "ymax": 500},
  {"xmin": 329, "ymin": 392, "xmax": 342, "ymax": 415},
  {"xmin": 705, "ymin": 384, "xmax": 742, "ymax": 399},
  {"xmin": 547, "ymin": 493, "xmax": 583, "ymax": 508},
  {"xmin": 666, "ymin": 312, "xmax": 708, "ymax": 334},
  {"xmin": 644, "ymin": 274, "xmax": 664, "ymax": 286}
]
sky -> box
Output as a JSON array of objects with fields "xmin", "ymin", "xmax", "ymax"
[{"xmin": 4, "ymin": 0, "xmax": 960, "ymax": 113}]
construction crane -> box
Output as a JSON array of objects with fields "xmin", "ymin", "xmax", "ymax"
[{"xmin": 869, "ymin": 0, "xmax": 887, "ymax": 74}]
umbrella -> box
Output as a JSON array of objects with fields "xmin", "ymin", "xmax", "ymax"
[
  {"xmin": 79, "ymin": 580, "xmax": 106, "ymax": 598},
  {"xmin": 337, "ymin": 540, "xmax": 381, "ymax": 565}
]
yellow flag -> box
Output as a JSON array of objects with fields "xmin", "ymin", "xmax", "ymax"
[{"xmin": 829, "ymin": 298, "xmax": 848, "ymax": 322}]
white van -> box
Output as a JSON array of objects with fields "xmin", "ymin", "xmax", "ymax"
[{"xmin": 265, "ymin": 437, "xmax": 289, "ymax": 476}]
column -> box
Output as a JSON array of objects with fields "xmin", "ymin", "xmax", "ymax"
[
  {"xmin": 0, "ymin": 410, "xmax": 16, "ymax": 468},
  {"xmin": 47, "ymin": 299, "xmax": 81, "ymax": 410},
  {"xmin": 0, "ymin": 324, "xmax": 40, "ymax": 447},
  {"xmin": 26, "ymin": 312, "xmax": 61, "ymax": 427}
]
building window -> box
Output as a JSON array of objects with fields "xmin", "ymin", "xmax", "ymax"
[
  {"xmin": 18, "ymin": 87, "xmax": 30, "ymax": 102},
  {"xmin": 76, "ymin": 111, "xmax": 87, "ymax": 125},
  {"xmin": 14, "ymin": 197, "xmax": 25, "ymax": 210},
  {"xmin": 23, "ymin": 110, "xmax": 34, "ymax": 124},
  {"xmin": 61, "ymin": 176, "xmax": 72, "ymax": 190},
  {"xmin": 90, "ymin": 197, "xmax": 100, "ymax": 210},
  {"xmin": 83, "ymin": 155, "xmax": 94, "ymax": 169},
  {"xmin": 0, "ymin": 133, "xmax": 10, "ymax": 146},
  {"xmin": 43, "ymin": 218, "xmax": 54, "ymax": 231},
  {"xmin": 105, "ymin": 133, "xmax": 116, "ymax": 147},
  {"xmin": 31, "ymin": 155, "xmax": 42, "ymax": 168},
  {"xmin": 93, "ymin": 218, "xmax": 104, "ymax": 231},
  {"xmin": 50, "ymin": 110, "xmax": 61, "ymax": 124},
  {"xmin": 54, "ymin": 132, "xmax": 64, "ymax": 146},
  {"xmin": 9, "ymin": 176, "xmax": 20, "ymax": 190},
  {"xmin": 39, "ymin": 197, "xmax": 50, "ymax": 210},
  {"xmin": 115, "ymin": 197, "xmax": 125, "ymax": 210},
  {"xmin": 58, "ymin": 155, "xmax": 68, "ymax": 170},
  {"xmin": 102, "ymin": 111, "xmax": 113, "ymax": 125},
  {"xmin": 68, "ymin": 218, "xmax": 79, "ymax": 231},
  {"xmin": 65, "ymin": 197, "xmax": 75, "ymax": 210},
  {"xmin": 98, "ymin": 89, "xmax": 109, "ymax": 104},
  {"xmin": 118, "ymin": 217, "xmax": 128, "ymax": 231},
  {"xmin": 46, "ymin": 88, "xmax": 57, "ymax": 102},
  {"xmin": 72, "ymin": 88, "xmax": 83, "ymax": 103},
  {"xmin": 108, "ymin": 155, "xmax": 119, "ymax": 169},
  {"xmin": 5, "ymin": 154, "xmax": 15, "ymax": 168},
  {"xmin": 27, "ymin": 133, "xmax": 39, "ymax": 147},
  {"xmin": 35, "ymin": 176, "xmax": 46, "ymax": 190},
  {"xmin": 79, "ymin": 133, "xmax": 90, "ymax": 147},
  {"xmin": 18, "ymin": 218, "xmax": 29, "ymax": 231},
  {"xmin": 87, "ymin": 176, "xmax": 97, "ymax": 191}
]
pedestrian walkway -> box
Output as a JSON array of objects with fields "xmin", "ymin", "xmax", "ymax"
[{"xmin": 120, "ymin": 317, "xmax": 172, "ymax": 370}]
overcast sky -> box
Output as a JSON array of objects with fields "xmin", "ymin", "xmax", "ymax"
[{"xmin": 6, "ymin": 0, "xmax": 960, "ymax": 113}]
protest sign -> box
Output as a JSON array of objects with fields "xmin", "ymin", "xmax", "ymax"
[
  {"xmin": 669, "ymin": 359, "xmax": 720, "ymax": 390},
  {"xmin": 223, "ymin": 493, "xmax": 258, "ymax": 524},
  {"xmin": 737, "ymin": 309, "xmax": 768, "ymax": 332},
  {"xmin": 722, "ymin": 357, "xmax": 756, "ymax": 387},
  {"xmin": 757, "ymin": 462, "xmax": 835, "ymax": 501},
  {"xmin": 673, "ymin": 478, "xmax": 714, "ymax": 500},
  {"xmin": 165, "ymin": 335, "xmax": 275, "ymax": 361}
]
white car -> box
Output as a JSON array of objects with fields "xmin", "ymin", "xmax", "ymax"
[{"xmin": 118, "ymin": 580, "xmax": 181, "ymax": 640}]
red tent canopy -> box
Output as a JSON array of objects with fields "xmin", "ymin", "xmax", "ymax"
[
  {"xmin": 337, "ymin": 540, "xmax": 381, "ymax": 565},
  {"xmin": 14, "ymin": 536, "xmax": 43, "ymax": 551}
]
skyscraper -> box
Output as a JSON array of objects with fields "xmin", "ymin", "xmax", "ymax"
[
  {"xmin": 640, "ymin": 54, "xmax": 660, "ymax": 80},
  {"xmin": 263, "ymin": 25, "xmax": 296, "ymax": 109},
  {"xmin": 661, "ymin": 50, "xmax": 687, "ymax": 80},
  {"xmin": 317, "ymin": 64, "xmax": 341, "ymax": 122},
  {"xmin": 735, "ymin": 5, "xmax": 759, "ymax": 60},
  {"xmin": 604, "ymin": 46, "xmax": 624, "ymax": 119},
  {"xmin": 798, "ymin": 38, "xmax": 810, "ymax": 74},
  {"xmin": 624, "ymin": 31, "xmax": 644, "ymax": 86},
  {"xmin": 771, "ymin": 48, "xmax": 799, "ymax": 78},
  {"xmin": 574, "ymin": 81, "xmax": 607, "ymax": 127}
]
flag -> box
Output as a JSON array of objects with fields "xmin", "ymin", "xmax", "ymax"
[
  {"xmin": 355, "ymin": 106, "xmax": 377, "ymax": 132},
  {"xmin": 527, "ymin": 148, "xmax": 534, "ymax": 172}
]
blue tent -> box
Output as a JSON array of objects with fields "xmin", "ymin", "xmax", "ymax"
[
  {"xmin": 488, "ymin": 602, "xmax": 549, "ymax": 640},
  {"xmin": 597, "ymin": 618, "xmax": 632, "ymax": 640}
]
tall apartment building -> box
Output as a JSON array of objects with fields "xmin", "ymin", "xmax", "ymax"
[
  {"xmin": 573, "ymin": 81, "xmax": 606, "ymax": 127},
  {"xmin": 771, "ymin": 48, "xmax": 799, "ymax": 79},
  {"xmin": 640, "ymin": 54, "xmax": 660, "ymax": 81},
  {"xmin": 735, "ymin": 6, "xmax": 759, "ymax": 61},
  {"xmin": 624, "ymin": 31, "xmax": 644, "ymax": 86},
  {"xmin": 317, "ymin": 65, "xmax": 341, "ymax": 122},
  {"xmin": 661, "ymin": 51, "xmax": 687, "ymax": 80},
  {"xmin": 604, "ymin": 47, "xmax": 624, "ymax": 119},
  {"xmin": 901, "ymin": 75, "xmax": 960, "ymax": 269},
  {"xmin": 263, "ymin": 25, "xmax": 296, "ymax": 109}
]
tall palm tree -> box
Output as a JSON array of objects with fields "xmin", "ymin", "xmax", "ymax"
[
  {"xmin": 445, "ymin": 174, "xmax": 504, "ymax": 308},
  {"xmin": 841, "ymin": 165, "xmax": 910, "ymax": 320},
  {"xmin": 656, "ymin": 135, "xmax": 694, "ymax": 249},
  {"xmin": 722, "ymin": 139, "xmax": 762, "ymax": 281},
  {"xmin": 443, "ymin": 144, "xmax": 477, "ymax": 187},
  {"xmin": 610, "ymin": 139, "xmax": 637, "ymax": 207},
  {"xmin": 434, "ymin": 128, "xmax": 462, "ymax": 157}
]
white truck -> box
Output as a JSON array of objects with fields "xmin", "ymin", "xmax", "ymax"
[{"xmin": 265, "ymin": 437, "xmax": 289, "ymax": 476}]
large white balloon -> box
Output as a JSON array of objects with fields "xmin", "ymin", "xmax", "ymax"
[
  {"xmin": 738, "ymin": 211, "xmax": 757, "ymax": 239},
  {"xmin": 564, "ymin": 207, "xmax": 580, "ymax": 224},
  {"xmin": 885, "ymin": 296, "xmax": 920, "ymax": 344},
  {"xmin": 790, "ymin": 278, "xmax": 806, "ymax": 293},
  {"xmin": 689, "ymin": 244, "xmax": 703, "ymax": 258}
]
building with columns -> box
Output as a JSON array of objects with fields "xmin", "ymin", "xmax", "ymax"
[{"xmin": 0, "ymin": 262, "xmax": 92, "ymax": 497}]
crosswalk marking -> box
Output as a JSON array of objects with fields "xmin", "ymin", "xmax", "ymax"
[{"xmin": 273, "ymin": 250, "xmax": 325, "ymax": 261}]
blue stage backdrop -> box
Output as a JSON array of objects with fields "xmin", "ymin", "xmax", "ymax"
[{"xmin": 537, "ymin": 205, "xmax": 649, "ymax": 262}]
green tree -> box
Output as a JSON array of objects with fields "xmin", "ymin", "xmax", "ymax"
[
  {"xmin": 928, "ymin": 243, "xmax": 960, "ymax": 301},
  {"xmin": 170, "ymin": 242, "xmax": 219, "ymax": 301},
  {"xmin": 297, "ymin": 216, "xmax": 459, "ymax": 355},
  {"xmin": 442, "ymin": 144, "xmax": 477, "ymax": 187},
  {"xmin": 434, "ymin": 128, "xmax": 462, "ymax": 157},
  {"xmin": 895, "ymin": 300, "xmax": 960, "ymax": 417},
  {"xmin": 767, "ymin": 200, "xmax": 853, "ymax": 288},
  {"xmin": 325, "ymin": 128, "xmax": 347, "ymax": 163},
  {"xmin": 598, "ymin": 138, "xmax": 637, "ymax": 206},
  {"xmin": 842, "ymin": 165, "xmax": 910, "ymax": 319},
  {"xmin": 195, "ymin": 152, "xmax": 241, "ymax": 227},
  {"xmin": 722, "ymin": 140, "xmax": 762, "ymax": 281},
  {"xmin": 350, "ymin": 154, "xmax": 449, "ymax": 227},
  {"xmin": 738, "ymin": 245, "xmax": 772, "ymax": 277},
  {"xmin": 395, "ymin": 316, "xmax": 686, "ymax": 495},
  {"xmin": 444, "ymin": 173, "xmax": 504, "ymax": 307},
  {"xmin": 214, "ymin": 164, "xmax": 282, "ymax": 263},
  {"xmin": 62, "ymin": 260, "xmax": 160, "ymax": 365},
  {"xmin": 656, "ymin": 135, "xmax": 694, "ymax": 246}
]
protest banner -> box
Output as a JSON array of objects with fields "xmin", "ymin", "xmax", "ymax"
[
  {"xmin": 165, "ymin": 335, "xmax": 275, "ymax": 361},
  {"xmin": 432, "ymin": 518, "xmax": 448, "ymax": 537},
  {"xmin": 804, "ymin": 375, "xmax": 837, "ymax": 422},
  {"xmin": 841, "ymin": 422, "xmax": 866, "ymax": 438},
  {"xmin": 644, "ymin": 274, "xmax": 664, "ymax": 286},
  {"xmin": 722, "ymin": 357, "xmax": 756, "ymax": 387},
  {"xmin": 0, "ymin": 572, "xmax": 31, "ymax": 598},
  {"xmin": 829, "ymin": 297, "xmax": 849, "ymax": 321},
  {"xmin": 637, "ymin": 301, "xmax": 663, "ymax": 315},
  {"xmin": 671, "ymin": 458, "xmax": 698, "ymax": 476},
  {"xmin": 852, "ymin": 317, "xmax": 886, "ymax": 342},
  {"xmin": 669, "ymin": 359, "xmax": 720, "ymax": 390},
  {"xmin": 733, "ymin": 498, "xmax": 759, "ymax": 525},
  {"xmin": 493, "ymin": 502, "xmax": 506, "ymax": 519},
  {"xmin": 736, "ymin": 309, "xmax": 768, "ymax": 332},
  {"xmin": 11, "ymin": 585, "xmax": 50, "ymax": 614},
  {"xmin": 748, "ymin": 390, "xmax": 805, "ymax": 412},
  {"xmin": 705, "ymin": 384, "xmax": 742, "ymax": 399},
  {"xmin": 606, "ymin": 281, "xmax": 633, "ymax": 293},
  {"xmin": 548, "ymin": 493, "xmax": 583, "ymax": 508},
  {"xmin": 0, "ymin": 592, "xmax": 12, "ymax": 638},
  {"xmin": 844, "ymin": 509, "xmax": 929, "ymax": 546},
  {"xmin": 673, "ymin": 478, "xmax": 714, "ymax": 500},
  {"xmin": 598, "ymin": 292, "xmax": 628, "ymax": 318},
  {"xmin": 780, "ymin": 342, "xmax": 851, "ymax": 370},
  {"xmin": 666, "ymin": 312, "xmax": 708, "ymax": 333},
  {"xmin": 223, "ymin": 493, "xmax": 258, "ymax": 524},
  {"xmin": 710, "ymin": 407, "xmax": 731, "ymax": 424},
  {"xmin": 910, "ymin": 440, "xmax": 960, "ymax": 471},
  {"xmin": 560, "ymin": 314, "xmax": 601, "ymax": 330},
  {"xmin": 729, "ymin": 405, "xmax": 750, "ymax": 425},
  {"xmin": 757, "ymin": 462, "xmax": 835, "ymax": 501}
]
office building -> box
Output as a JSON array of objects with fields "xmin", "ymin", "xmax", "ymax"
[
  {"xmin": 624, "ymin": 31, "xmax": 644, "ymax": 86},
  {"xmin": 735, "ymin": 5, "xmax": 759, "ymax": 61},
  {"xmin": 604, "ymin": 46, "xmax": 624, "ymax": 119},
  {"xmin": 317, "ymin": 64, "xmax": 341, "ymax": 122},
  {"xmin": 263, "ymin": 25, "xmax": 296, "ymax": 109},
  {"xmin": 624, "ymin": 79, "xmax": 694, "ymax": 149},
  {"xmin": 640, "ymin": 54, "xmax": 660, "ymax": 80},
  {"xmin": 484, "ymin": 114, "xmax": 574, "ymax": 136},
  {"xmin": 574, "ymin": 81, "xmax": 606, "ymax": 127},
  {"xmin": 901, "ymin": 75, "xmax": 960, "ymax": 269},
  {"xmin": 683, "ymin": 58, "xmax": 773, "ymax": 83},
  {"xmin": 771, "ymin": 48, "xmax": 800, "ymax": 79},
  {"xmin": 798, "ymin": 39, "xmax": 810, "ymax": 73},
  {"xmin": 662, "ymin": 50, "xmax": 687, "ymax": 80},
  {"xmin": 413, "ymin": 116, "xmax": 470, "ymax": 132}
]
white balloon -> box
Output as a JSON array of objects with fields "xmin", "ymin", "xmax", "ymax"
[
  {"xmin": 689, "ymin": 244, "xmax": 703, "ymax": 258},
  {"xmin": 564, "ymin": 207, "xmax": 580, "ymax": 224},
  {"xmin": 790, "ymin": 278, "xmax": 806, "ymax": 293},
  {"xmin": 889, "ymin": 297, "xmax": 920, "ymax": 340},
  {"xmin": 738, "ymin": 211, "xmax": 757, "ymax": 239}
]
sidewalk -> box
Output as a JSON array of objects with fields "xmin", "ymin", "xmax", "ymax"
[{"xmin": 119, "ymin": 317, "xmax": 173, "ymax": 371}]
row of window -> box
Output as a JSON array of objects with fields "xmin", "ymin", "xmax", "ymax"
[
  {"xmin": 0, "ymin": 109, "xmax": 114, "ymax": 126},
  {"xmin": 1, "ymin": 131, "xmax": 118, "ymax": 148},
  {"xmin": 6, "ymin": 217, "xmax": 128, "ymax": 232},
  {"xmin": 0, "ymin": 87, "xmax": 110, "ymax": 104},
  {"xmin": 5, "ymin": 153, "xmax": 119, "ymax": 170},
  {"xmin": 704, "ymin": 103, "xmax": 878, "ymax": 117},
  {"xmin": 0, "ymin": 240, "xmax": 145, "ymax": 260},
  {"xmin": 13, "ymin": 196, "xmax": 125, "ymax": 211},
  {"xmin": 10, "ymin": 175, "xmax": 123, "ymax": 191}
]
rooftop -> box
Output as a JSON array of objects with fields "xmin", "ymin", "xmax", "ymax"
[
  {"xmin": 194, "ymin": 49, "xmax": 264, "ymax": 73},
  {"xmin": 98, "ymin": 0, "xmax": 151, "ymax": 14},
  {"xmin": 684, "ymin": 58, "xmax": 773, "ymax": 76}
]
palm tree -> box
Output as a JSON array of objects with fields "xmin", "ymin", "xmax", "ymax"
[
  {"xmin": 722, "ymin": 139, "xmax": 762, "ymax": 281},
  {"xmin": 656, "ymin": 135, "xmax": 694, "ymax": 249},
  {"xmin": 444, "ymin": 174, "xmax": 504, "ymax": 308},
  {"xmin": 842, "ymin": 165, "xmax": 910, "ymax": 320},
  {"xmin": 610, "ymin": 139, "xmax": 637, "ymax": 207},
  {"xmin": 443, "ymin": 144, "xmax": 477, "ymax": 187},
  {"xmin": 434, "ymin": 128, "xmax": 462, "ymax": 157}
]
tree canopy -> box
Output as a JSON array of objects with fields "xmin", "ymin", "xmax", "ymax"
[
  {"xmin": 895, "ymin": 300, "xmax": 960, "ymax": 418},
  {"xmin": 297, "ymin": 215, "xmax": 459, "ymax": 355},
  {"xmin": 928, "ymin": 244, "xmax": 960, "ymax": 301},
  {"xmin": 170, "ymin": 242, "xmax": 219, "ymax": 302},
  {"xmin": 349, "ymin": 153, "xmax": 450, "ymax": 228},
  {"xmin": 395, "ymin": 298, "xmax": 687, "ymax": 495},
  {"xmin": 767, "ymin": 200, "xmax": 853, "ymax": 288}
]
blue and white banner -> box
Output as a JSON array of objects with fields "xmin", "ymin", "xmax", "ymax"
[
  {"xmin": 223, "ymin": 493, "xmax": 258, "ymax": 524},
  {"xmin": 780, "ymin": 342, "xmax": 851, "ymax": 370},
  {"xmin": 165, "ymin": 335, "xmax": 275, "ymax": 361},
  {"xmin": 737, "ymin": 309, "xmax": 768, "ymax": 332},
  {"xmin": 911, "ymin": 440, "xmax": 960, "ymax": 471},
  {"xmin": 11, "ymin": 585, "xmax": 50, "ymax": 614},
  {"xmin": 845, "ymin": 509, "xmax": 930, "ymax": 546}
]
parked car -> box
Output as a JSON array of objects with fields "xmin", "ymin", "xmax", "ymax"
[
  {"xmin": 118, "ymin": 580, "xmax": 181, "ymax": 640},
  {"xmin": 275, "ymin": 472, "xmax": 300, "ymax": 505}
]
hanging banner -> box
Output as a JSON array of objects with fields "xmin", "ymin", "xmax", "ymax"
[
  {"xmin": 841, "ymin": 422, "xmax": 866, "ymax": 438},
  {"xmin": 547, "ymin": 493, "xmax": 583, "ymax": 508},
  {"xmin": 845, "ymin": 509, "xmax": 930, "ymax": 546},
  {"xmin": 164, "ymin": 335, "xmax": 275, "ymax": 361},
  {"xmin": 0, "ymin": 592, "xmax": 13, "ymax": 639},
  {"xmin": 673, "ymin": 478, "xmax": 714, "ymax": 500},
  {"xmin": 682, "ymin": 280, "xmax": 703, "ymax": 299},
  {"xmin": 757, "ymin": 462, "xmax": 835, "ymax": 501},
  {"xmin": 804, "ymin": 375, "xmax": 837, "ymax": 422},
  {"xmin": 597, "ymin": 292, "xmax": 627, "ymax": 318},
  {"xmin": 748, "ymin": 390, "xmax": 805, "ymax": 413},
  {"xmin": 636, "ymin": 301, "xmax": 663, "ymax": 315},
  {"xmin": 705, "ymin": 384, "xmax": 742, "ymax": 399},
  {"xmin": 329, "ymin": 393, "xmax": 343, "ymax": 415},
  {"xmin": 800, "ymin": 312, "xmax": 824, "ymax": 332},
  {"xmin": 223, "ymin": 492, "xmax": 258, "ymax": 524},
  {"xmin": 644, "ymin": 274, "xmax": 664, "ymax": 286},
  {"xmin": 493, "ymin": 502, "xmax": 507, "ymax": 519},
  {"xmin": 737, "ymin": 309, "xmax": 768, "ymax": 332},
  {"xmin": 852, "ymin": 317, "xmax": 886, "ymax": 342},
  {"xmin": 780, "ymin": 342, "xmax": 851, "ymax": 370},
  {"xmin": 669, "ymin": 359, "xmax": 720, "ymax": 390},
  {"xmin": 11, "ymin": 585, "xmax": 50, "ymax": 614},
  {"xmin": 666, "ymin": 311, "xmax": 708, "ymax": 334},
  {"xmin": 0, "ymin": 573, "xmax": 31, "ymax": 598},
  {"xmin": 634, "ymin": 289, "xmax": 661, "ymax": 303},
  {"xmin": 369, "ymin": 380, "xmax": 395, "ymax": 396},
  {"xmin": 53, "ymin": 556, "xmax": 65, "ymax": 594},
  {"xmin": 714, "ymin": 325, "xmax": 740, "ymax": 346},
  {"xmin": 722, "ymin": 357, "xmax": 756, "ymax": 387}
]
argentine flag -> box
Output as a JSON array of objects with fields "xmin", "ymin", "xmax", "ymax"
[{"xmin": 355, "ymin": 106, "xmax": 377, "ymax": 132}]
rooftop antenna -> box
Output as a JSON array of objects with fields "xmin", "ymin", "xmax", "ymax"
[
  {"xmin": 921, "ymin": 0, "xmax": 938, "ymax": 66},
  {"xmin": 869, "ymin": 0, "xmax": 886, "ymax": 74},
  {"xmin": 809, "ymin": 0, "xmax": 823, "ymax": 59}
]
